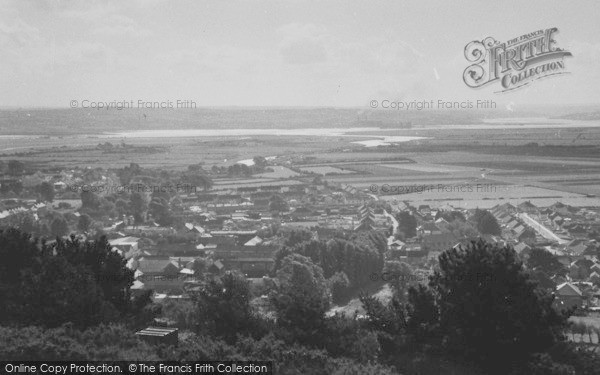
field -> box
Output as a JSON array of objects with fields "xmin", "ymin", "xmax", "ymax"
[
  {"xmin": 2, "ymin": 109, "xmax": 600, "ymax": 209},
  {"xmin": 298, "ymin": 166, "xmax": 355, "ymax": 175}
]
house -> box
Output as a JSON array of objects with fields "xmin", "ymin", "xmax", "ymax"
[
  {"xmin": 551, "ymin": 275, "xmax": 567, "ymax": 285},
  {"xmin": 108, "ymin": 236, "xmax": 140, "ymax": 259},
  {"xmin": 554, "ymin": 282, "xmax": 583, "ymax": 311},
  {"xmin": 244, "ymin": 236, "xmax": 263, "ymax": 246},
  {"xmin": 552, "ymin": 215, "xmax": 564, "ymax": 228},
  {"xmin": 516, "ymin": 228, "xmax": 536, "ymax": 244},
  {"xmin": 418, "ymin": 222, "xmax": 442, "ymax": 235},
  {"xmin": 53, "ymin": 181, "xmax": 67, "ymax": 191},
  {"xmin": 435, "ymin": 217, "xmax": 450, "ymax": 226},
  {"xmin": 185, "ymin": 223, "xmax": 206, "ymax": 234},
  {"xmin": 497, "ymin": 213, "xmax": 513, "ymax": 224},
  {"xmin": 495, "ymin": 202, "xmax": 517, "ymax": 215},
  {"xmin": 111, "ymin": 221, "xmax": 126, "ymax": 231},
  {"xmin": 568, "ymin": 241, "xmax": 589, "ymax": 256},
  {"xmin": 568, "ymin": 225, "xmax": 588, "ymax": 240},
  {"xmin": 169, "ymin": 256, "xmax": 198, "ymax": 270},
  {"xmin": 574, "ymin": 258, "xmax": 594, "ymax": 272},
  {"xmin": 136, "ymin": 257, "xmax": 180, "ymax": 278},
  {"xmin": 506, "ymin": 220, "xmax": 520, "ymax": 230},
  {"xmin": 135, "ymin": 257, "xmax": 184, "ymax": 293},
  {"xmin": 513, "ymin": 242, "xmax": 531, "ymax": 255},
  {"xmin": 130, "ymin": 280, "xmax": 146, "ymax": 297},
  {"xmin": 355, "ymin": 216, "xmax": 376, "ymax": 232},
  {"xmin": 512, "ymin": 225, "xmax": 525, "ymax": 237},
  {"xmin": 223, "ymin": 257, "xmax": 274, "ymax": 277},
  {"xmin": 569, "ymin": 263, "xmax": 586, "ymax": 280},
  {"xmin": 427, "ymin": 250, "xmax": 442, "ymax": 261},
  {"xmin": 422, "ymin": 232, "xmax": 457, "ymax": 252},
  {"xmin": 517, "ymin": 201, "xmax": 537, "ymax": 214},
  {"xmin": 207, "ymin": 259, "xmax": 224, "ymax": 274},
  {"xmin": 387, "ymin": 238, "xmax": 406, "ymax": 251},
  {"xmin": 418, "ymin": 205, "xmax": 431, "ymax": 216}
]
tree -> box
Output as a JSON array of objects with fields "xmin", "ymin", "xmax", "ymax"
[
  {"xmin": 436, "ymin": 210, "xmax": 466, "ymax": 222},
  {"xmin": 269, "ymin": 194, "xmax": 289, "ymax": 213},
  {"xmin": 406, "ymin": 284, "xmax": 438, "ymax": 341},
  {"xmin": 396, "ymin": 211, "xmax": 417, "ymax": 238},
  {"xmin": 77, "ymin": 214, "xmax": 93, "ymax": 232},
  {"xmin": 350, "ymin": 230, "xmax": 388, "ymax": 254},
  {"xmin": 272, "ymin": 237, "xmax": 384, "ymax": 289},
  {"xmin": 328, "ymin": 271, "xmax": 350, "ymax": 303},
  {"xmin": 19, "ymin": 255, "xmax": 111, "ymax": 327},
  {"xmin": 471, "ymin": 208, "xmax": 501, "ymax": 235},
  {"xmin": 149, "ymin": 197, "xmax": 172, "ymax": 225},
  {"xmin": 81, "ymin": 190, "xmax": 100, "ymax": 210},
  {"xmin": 53, "ymin": 236, "xmax": 137, "ymax": 315},
  {"xmin": 429, "ymin": 239, "xmax": 567, "ymax": 372},
  {"xmin": 192, "ymin": 271, "xmax": 255, "ymax": 342},
  {"xmin": 39, "ymin": 181, "xmax": 55, "ymax": 202},
  {"xmin": 359, "ymin": 292, "xmax": 406, "ymax": 355},
  {"xmin": 130, "ymin": 192, "xmax": 148, "ymax": 219},
  {"xmin": 281, "ymin": 228, "xmax": 314, "ymax": 247},
  {"xmin": 527, "ymin": 248, "xmax": 567, "ymax": 277},
  {"xmin": 0, "ymin": 229, "xmax": 143, "ymax": 328},
  {"xmin": 7, "ymin": 160, "xmax": 25, "ymax": 176},
  {"xmin": 116, "ymin": 163, "xmax": 142, "ymax": 185},
  {"xmin": 19, "ymin": 214, "xmax": 37, "ymax": 234},
  {"xmin": 50, "ymin": 216, "xmax": 69, "ymax": 237},
  {"xmin": 0, "ymin": 228, "xmax": 41, "ymax": 322},
  {"xmin": 115, "ymin": 198, "xmax": 128, "ymax": 216},
  {"xmin": 383, "ymin": 261, "xmax": 414, "ymax": 301},
  {"xmin": 271, "ymin": 254, "xmax": 330, "ymax": 340},
  {"xmin": 183, "ymin": 173, "xmax": 213, "ymax": 192}
]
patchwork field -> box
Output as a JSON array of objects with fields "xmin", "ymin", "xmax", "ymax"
[
  {"xmin": 2, "ymin": 116, "xmax": 600, "ymax": 209},
  {"xmin": 298, "ymin": 166, "xmax": 355, "ymax": 175}
]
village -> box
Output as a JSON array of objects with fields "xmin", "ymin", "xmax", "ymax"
[{"xmin": 2, "ymin": 156, "xmax": 600, "ymax": 323}]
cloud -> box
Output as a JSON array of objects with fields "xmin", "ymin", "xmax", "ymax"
[
  {"xmin": 568, "ymin": 40, "xmax": 600, "ymax": 65},
  {"xmin": 278, "ymin": 23, "xmax": 329, "ymax": 65},
  {"xmin": 0, "ymin": 18, "xmax": 41, "ymax": 49},
  {"xmin": 93, "ymin": 14, "xmax": 152, "ymax": 38}
]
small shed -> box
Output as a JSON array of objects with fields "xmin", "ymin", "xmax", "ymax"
[{"xmin": 135, "ymin": 327, "xmax": 178, "ymax": 346}]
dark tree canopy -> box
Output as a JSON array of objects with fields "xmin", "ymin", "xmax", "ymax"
[
  {"xmin": 272, "ymin": 237, "xmax": 383, "ymax": 289},
  {"xmin": 50, "ymin": 216, "xmax": 69, "ymax": 237},
  {"xmin": 0, "ymin": 229, "xmax": 145, "ymax": 328},
  {"xmin": 527, "ymin": 247, "xmax": 567, "ymax": 277},
  {"xmin": 271, "ymin": 254, "xmax": 330, "ymax": 339},
  {"xmin": 191, "ymin": 270, "xmax": 256, "ymax": 342},
  {"xmin": 471, "ymin": 208, "xmax": 501, "ymax": 235},
  {"xmin": 39, "ymin": 181, "xmax": 55, "ymax": 202},
  {"xmin": 269, "ymin": 194, "xmax": 289, "ymax": 213},
  {"xmin": 395, "ymin": 211, "xmax": 417, "ymax": 238},
  {"xmin": 429, "ymin": 240, "xmax": 567, "ymax": 371},
  {"xmin": 77, "ymin": 213, "xmax": 93, "ymax": 232},
  {"xmin": 7, "ymin": 160, "xmax": 25, "ymax": 176}
]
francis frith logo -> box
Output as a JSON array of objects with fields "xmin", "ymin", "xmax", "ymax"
[{"xmin": 463, "ymin": 27, "xmax": 572, "ymax": 92}]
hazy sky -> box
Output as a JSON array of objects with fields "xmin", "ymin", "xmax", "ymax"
[{"xmin": 1, "ymin": 0, "xmax": 599, "ymax": 108}]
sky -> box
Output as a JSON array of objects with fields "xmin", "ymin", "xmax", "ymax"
[{"xmin": 1, "ymin": 0, "xmax": 599, "ymax": 108}]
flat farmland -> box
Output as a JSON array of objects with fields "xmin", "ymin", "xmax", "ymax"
[
  {"xmin": 298, "ymin": 166, "xmax": 355, "ymax": 175},
  {"xmin": 376, "ymin": 184, "xmax": 599, "ymax": 209},
  {"xmin": 0, "ymin": 133, "xmax": 355, "ymax": 170},
  {"xmin": 255, "ymin": 166, "xmax": 300, "ymax": 178},
  {"xmin": 379, "ymin": 164, "xmax": 463, "ymax": 173},
  {"xmin": 1, "ymin": 117, "xmax": 600, "ymax": 210}
]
